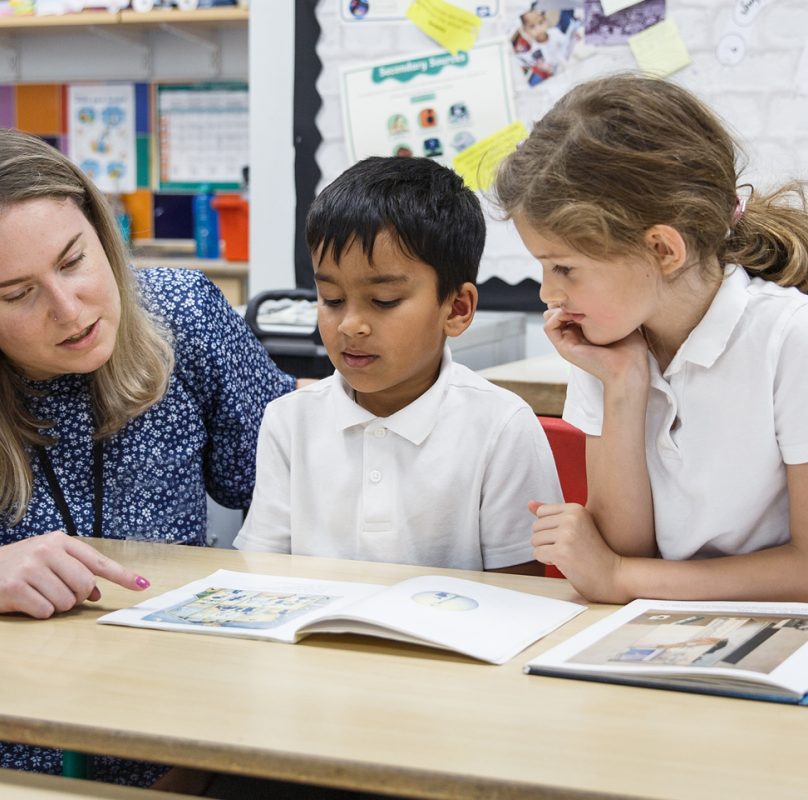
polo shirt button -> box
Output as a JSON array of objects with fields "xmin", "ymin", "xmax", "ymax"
[
  {"xmin": 373, "ymin": 428, "xmax": 386, "ymax": 438},
  {"xmin": 369, "ymin": 470, "xmax": 382, "ymax": 483}
]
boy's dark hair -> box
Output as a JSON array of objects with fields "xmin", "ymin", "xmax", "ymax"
[{"xmin": 306, "ymin": 156, "xmax": 485, "ymax": 301}]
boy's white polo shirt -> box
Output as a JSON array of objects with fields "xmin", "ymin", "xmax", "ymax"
[
  {"xmin": 235, "ymin": 345, "xmax": 562, "ymax": 569},
  {"xmin": 563, "ymin": 265, "xmax": 808, "ymax": 561}
]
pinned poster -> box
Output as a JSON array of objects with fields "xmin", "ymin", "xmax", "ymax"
[
  {"xmin": 628, "ymin": 16, "xmax": 691, "ymax": 78},
  {"xmin": 452, "ymin": 121, "xmax": 528, "ymax": 192},
  {"xmin": 68, "ymin": 84, "xmax": 136, "ymax": 194},
  {"xmin": 340, "ymin": 41, "xmax": 515, "ymax": 167},
  {"xmin": 156, "ymin": 83, "xmax": 248, "ymax": 190},
  {"xmin": 405, "ymin": 0, "xmax": 481, "ymax": 55}
]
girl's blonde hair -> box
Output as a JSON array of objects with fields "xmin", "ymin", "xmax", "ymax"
[
  {"xmin": 494, "ymin": 73, "xmax": 808, "ymax": 291},
  {"xmin": 0, "ymin": 128, "xmax": 174, "ymax": 523}
]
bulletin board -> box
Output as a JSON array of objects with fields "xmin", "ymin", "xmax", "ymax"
[
  {"xmin": 291, "ymin": 0, "xmax": 808, "ymax": 310},
  {"xmin": 293, "ymin": 1, "xmax": 545, "ymax": 309}
]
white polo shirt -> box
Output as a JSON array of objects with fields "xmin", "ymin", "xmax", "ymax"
[
  {"xmin": 235, "ymin": 346, "xmax": 562, "ymax": 569},
  {"xmin": 563, "ymin": 265, "xmax": 808, "ymax": 561}
]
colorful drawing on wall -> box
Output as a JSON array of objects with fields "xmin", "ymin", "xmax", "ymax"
[
  {"xmin": 583, "ymin": 0, "xmax": 665, "ymax": 46},
  {"xmin": 68, "ymin": 84, "xmax": 136, "ymax": 193},
  {"xmin": 510, "ymin": 3, "xmax": 584, "ymax": 87},
  {"xmin": 339, "ymin": 0, "xmax": 500, "ymax": 23},
  {"xmin": 339, "ymin": 40, "xmax": 515, "ymax": 169}
]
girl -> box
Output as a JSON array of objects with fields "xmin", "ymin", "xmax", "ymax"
[{"xmin": 495, "ymin": 73, "xmax": 808, "ymax": 603}]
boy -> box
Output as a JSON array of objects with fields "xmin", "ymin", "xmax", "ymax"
[{"xmin": 235, "ymin": 156, "xmax": 562, "ymax": 574}]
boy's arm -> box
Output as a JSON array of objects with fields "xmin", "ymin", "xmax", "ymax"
[
  {"xmin": 535, "ymin": 463, "xmax": 808, "ymax": 603},
  {"xmin": 479, "ymin": 405, "xmax": 564, "ymax": 573},
  {"xmin": 232, "ymin": 406, "xmax": 292, "ymax": 553}
]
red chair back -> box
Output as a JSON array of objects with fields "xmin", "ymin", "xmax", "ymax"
[{"xmin": 537, "ymin": 416, "xmax": 587, "ymax": 579}]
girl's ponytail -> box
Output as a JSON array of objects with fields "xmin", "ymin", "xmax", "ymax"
[{"xmin": 723, "ymin": 183, "xmax": 808, "ymax": 293}]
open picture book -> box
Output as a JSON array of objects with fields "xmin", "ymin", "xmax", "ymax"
[
  {"xmin": 98, "ymin": 570, "xmax": 586, "ymax": 664},
  {"xmin": 524, "ymin": 598, "xmax": 808, "ymax": 704}
]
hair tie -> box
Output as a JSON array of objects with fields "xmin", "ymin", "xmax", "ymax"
[{"xmin": 733, "ymin": 195, "xmax": 747, "ymax": 225}]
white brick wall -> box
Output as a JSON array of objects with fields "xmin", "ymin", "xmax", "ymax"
[{"xmin": 314, "ymin": 0, "xmax": 808, "ymax": 291}]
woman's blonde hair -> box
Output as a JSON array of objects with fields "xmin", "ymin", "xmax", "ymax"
[
  {"xmin": 0, "ymin": 128, "xmax": 174, "ymax": 523},
  {"xmin": 494, "ymin": 73, "xmax": 808, "ymax": 291}
]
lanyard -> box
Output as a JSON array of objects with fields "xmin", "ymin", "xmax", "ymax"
[{"xmin": 35, "ymin": 441, "xmax": 103, "ymax": 538}]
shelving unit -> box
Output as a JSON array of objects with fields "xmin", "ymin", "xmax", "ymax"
[
  {"xmin": 0, "ymin": 7, "xmax": 248, "ymax": 82},
  {"xmin": 131, "ymin": 239, "xmax": 249, "ymax": 307}
]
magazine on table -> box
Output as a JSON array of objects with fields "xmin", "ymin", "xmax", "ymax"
[
  {"xmin": 524, "ymin": 598, "xmax": 808, "ymax": 703},
  {"xmin": 98, "ymin": 569, "xmax": 586, "ymax": 665}
]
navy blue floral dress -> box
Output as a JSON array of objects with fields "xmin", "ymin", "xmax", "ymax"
[{"xmin": 0, "ymin": 268, "xmax": 295, "ymax": 785}]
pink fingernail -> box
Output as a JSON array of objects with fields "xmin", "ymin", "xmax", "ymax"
[{"xmin": 135, "ymin": 576, "xmax": 150, "ymax": 589}]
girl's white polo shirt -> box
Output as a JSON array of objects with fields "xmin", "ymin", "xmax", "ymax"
[{"xmin": 563, "ymin": 265, "xmax": 808, "ymax": 561}]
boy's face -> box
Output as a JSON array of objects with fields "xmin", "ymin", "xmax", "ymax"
[{"xmin": 314, "ymin": 231, "xmax": 462, "ymax": 417}]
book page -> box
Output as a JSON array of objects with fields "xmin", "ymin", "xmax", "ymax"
[
  {"xmin": 98, "ymin": 570, "xmax": 384, "ymax": 643},
  {"xmin": 303, "ymin": 575, "xmax": 585, "ymax": 664},
  {"xmin": 526, "ymin": 599, "xmax": 808, "ymax": 696}
]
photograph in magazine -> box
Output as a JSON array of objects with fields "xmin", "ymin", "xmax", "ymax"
[{"xmin": 569, "ymin": 611, "xmax": 808, "ymax": 673}]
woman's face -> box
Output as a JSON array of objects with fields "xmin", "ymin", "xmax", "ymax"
[{"xmin": 0, "ymin": 197, "xmax": 121, "ymax": 380}]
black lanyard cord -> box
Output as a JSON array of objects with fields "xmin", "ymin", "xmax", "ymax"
[{"xmin": 35, "ymin": 441, "xmax": 104, "ymax": 538}]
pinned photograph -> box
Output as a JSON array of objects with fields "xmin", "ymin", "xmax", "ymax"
[
  {"xmin": 583, "ymin": 0, "xmax": 666, "ymax": 46},
  {"xmin": 510, "ymin": 2, "xmax": 584, "ymax": 87}
]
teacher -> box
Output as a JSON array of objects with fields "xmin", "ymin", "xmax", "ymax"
[{"xmin": 0, "ymin": 129, "xmax": 296, "ymax": 783}]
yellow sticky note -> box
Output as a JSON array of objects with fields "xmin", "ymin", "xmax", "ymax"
[
  {"xmin": 452, "ymin": 121, "xmax": 529, "ymax": 193},
  {"xmin": 628, "ymin": 17, "xmax": 692, "ymax": 78},
  {"xmin": 406, "ymin": 0, "xmax": 481, "ymax": 57}
]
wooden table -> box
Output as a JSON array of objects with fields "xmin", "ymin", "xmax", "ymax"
[
  {"xmin": 2, "ymin": 541, "xmax": 807, "ymax": 800},
  {"xmin": 479, "ymin": 353, "xmax": 569, "ymax": 416}
]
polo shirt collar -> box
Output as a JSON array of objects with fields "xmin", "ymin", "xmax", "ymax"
[
  {"xmin": 665, "ymin": 264, "xmax": 750, "ymax": 375},
  {"xmin": 331, "ymin": 344, "xmax": 453, "ymax": 445}
]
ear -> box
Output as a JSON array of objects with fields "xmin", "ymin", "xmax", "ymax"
[
  {"xmin": 643, "ymin": 224, "xmax": 687, "ymax": 276},
  {"xmin": 443, "ymin": 282, "xmax": 478, "ymax": 338}
]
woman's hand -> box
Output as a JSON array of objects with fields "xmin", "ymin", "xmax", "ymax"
[
  {"xmin": 543, "ymin": 307, "xmax": 650, "ymax": 390},
  {"xmin": 529, "ymin": 500, "xmax": 631, "ymax": 604},
  {"xmin": 0, "ymin": 531, "xmax": 150, "ymax": 619}
]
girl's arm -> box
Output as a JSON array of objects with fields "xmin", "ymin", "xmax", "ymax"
[
  {"xmin": 534, "ymin": 463, "xmax": 808, "ymax": 603},
  {"xmin": 544, "ymin": 309, "xmax": 656, "ymax": 557},
  {"xmin": 585, "ymin": 373, "xmax": 656, "ymax": 558}
]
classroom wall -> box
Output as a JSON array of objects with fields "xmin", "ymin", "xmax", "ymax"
[{"xmin": 309, "ymin": 0, "xmax": 808, "ymax": 317}]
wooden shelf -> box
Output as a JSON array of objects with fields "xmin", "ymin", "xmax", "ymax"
[
  {"xmin": 120, "ymin": 7, "xmax": 248, "ymax": 25},
  {"xmin": 131, "ymin": 240, "xmax": 249, "ymax": 306},
  {"xmin": 0, "ymin": 11, "xmax": 119, "ymax": 28},
  {"xmin": 132, "ymin": 255, "xmax": 248, "ymax": 275},
  {"xmin": 0, "ymin": 7, "xmax": 247, "ymax": 30}
]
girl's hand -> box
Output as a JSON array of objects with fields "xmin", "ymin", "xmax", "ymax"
[
  {"xmin": 529, "ymin": 500, "xmax": 630, "ymax": 604},
  {"xmin": 543, "ymin": 307, "xmax": 650, "ymax": 389},
  {"xmin": 0, "ymin": 531, "xmax": 150, "ymax": 619}
]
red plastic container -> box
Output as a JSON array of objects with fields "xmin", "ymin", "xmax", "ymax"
[{"xmin": 211, "ymin": 194, "xmax": 249, "ymax": 262}]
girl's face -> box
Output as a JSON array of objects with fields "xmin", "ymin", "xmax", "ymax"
[
  {"xmin": 513, "ymin": 215, "xmax": 663, "ymax": 346},
  {"xmin": 0, "ymin": 197, "xmax": 121, "ymax": 381}
]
